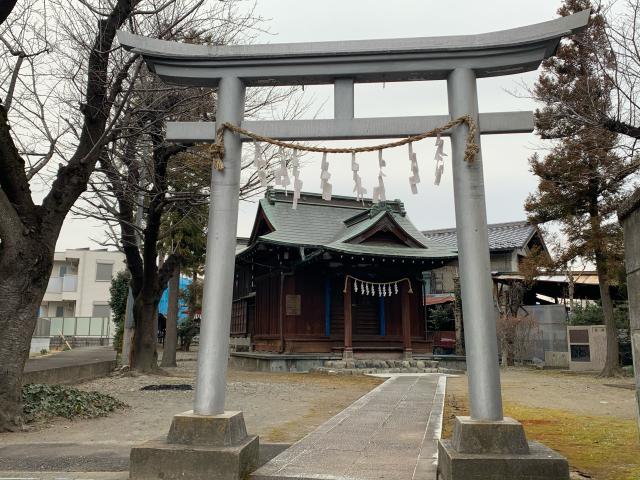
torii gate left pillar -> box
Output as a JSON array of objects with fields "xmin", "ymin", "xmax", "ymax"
[{"xmin": 119, "ymin": 10, "xmax": 588, "ymax": 480}]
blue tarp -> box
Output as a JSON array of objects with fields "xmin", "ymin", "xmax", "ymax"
[{"xmin": 158, "ymin": 276, "xmax": 192, "ymax": 323}]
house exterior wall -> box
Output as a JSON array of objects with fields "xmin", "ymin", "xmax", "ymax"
[
  {"xmin": 427, "ymin": 251, "xmax": 520, "ymax": 295},
  {"xmin": 489, "ymin": 251, "xmax": 519, "ymax": 272},
  {"xmin": 619, "ymin": 190, "xmax": 640, "ymax": 433},
  {"xmin": 41, "ymin": 249, "xmax": 126, "ymax": 317}
]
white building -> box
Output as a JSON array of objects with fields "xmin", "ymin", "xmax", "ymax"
[{"xmin": 40, "ymin": 248, "xmax": 127, "ymax": 319}]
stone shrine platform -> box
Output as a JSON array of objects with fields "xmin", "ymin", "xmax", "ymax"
[{"xmin": 252, "ymin": 374, "xmax": 447, "ymax": 480}]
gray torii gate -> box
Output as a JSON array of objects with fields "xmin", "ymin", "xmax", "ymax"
[{"xmin": 119, "ymin": 10, "xmax": 588, "ymax": 480}]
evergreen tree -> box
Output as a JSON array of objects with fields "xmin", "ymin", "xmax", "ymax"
[
  {"xmin": 526, "ymin": 0, "xmax": 637, "ymax": 376},
  {"xmin": 109, "ymin": 271, "xmax": 131, "ymax": 353}
]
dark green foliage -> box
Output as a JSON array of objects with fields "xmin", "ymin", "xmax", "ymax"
[
  {"xmin": 177, "ymin": 317, "xmax": 199, "ymax": 351},
  {"xmin": 109, "ymin": 270, "xmax": 130, "ymax": 353},
  {"xmin": 22, "ymin": 384, "xmax": 126, "ymax": 423},
  {"xmin": 569, "ymin": 301, "xmax": 629, "ymax": 330},
  {"xmin": 428, "ymin": 304, "xmax": 454, "ymax": 331}
]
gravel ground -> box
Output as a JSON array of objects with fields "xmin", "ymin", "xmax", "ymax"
[
  {"xmin": 446, "ymin": 367, "xmax": 636, "ymax": 419},
  {"xmin": 0, "ymin": 350, "xmax": 382, "ymax": 447}
]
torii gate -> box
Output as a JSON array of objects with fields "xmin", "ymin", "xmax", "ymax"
[{"xmin": 119, "ymin": 10, "xmax": 588, "ymax": 480}]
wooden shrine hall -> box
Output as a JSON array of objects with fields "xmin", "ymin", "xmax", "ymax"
[{"xmin": 232, "ymin": 189, "xmax": 457, "ymax": 358}]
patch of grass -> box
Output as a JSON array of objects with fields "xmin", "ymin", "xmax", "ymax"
[
  {"xmin": 22, "ymin": 384, "xmax": 127, "ymax": 423},
  {"xmin": 443, "ymin": 392, "xmax": 640, "ymax": 480},
  {"xmin": 506, "ymin": 402, "xmax": 640, "ymax": 480}
]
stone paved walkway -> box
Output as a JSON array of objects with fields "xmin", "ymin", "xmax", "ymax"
[{"xmin": 252, "ymin": 374, "xmax": 447, "ymax": 480}]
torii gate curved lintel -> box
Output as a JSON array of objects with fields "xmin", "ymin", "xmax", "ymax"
[{"xmin": 118, "ymin": 9, "xmax": 588, "ymax": 87}]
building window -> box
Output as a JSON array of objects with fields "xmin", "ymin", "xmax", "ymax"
[
  {"xmin": 59, "ymin": 265, "xmax": 67, "ymax": 277},
  {"xmin": 95, "ymin": 262, "xmax": 114, "ymax": 282},
  {"xmin": 55, "ymin": 306, "xmax": 64, "ymax": 317},
  {"xmin": 92, "ymin": 304, "xmax": 111, "ymax": 318}
]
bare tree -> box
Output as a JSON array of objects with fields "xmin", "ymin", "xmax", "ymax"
[
  {"xmin": 598, "ymin": 0, "xmax": 640, "ymax": 142},
  {"xmin": 0, "ymin": 0, "xmax": 265, "ymax": 431},
  {"xmin": 75, "ymin": 60, "xmax": 304, "ymax": 371},
  {"xmin": 531, "ymin": 0, "xmax": 640, "ymax": 151}
]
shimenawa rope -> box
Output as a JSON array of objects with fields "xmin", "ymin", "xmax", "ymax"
[{"xmin": 207, "ymin": 114, "xmax": 479, "ymax": 171}]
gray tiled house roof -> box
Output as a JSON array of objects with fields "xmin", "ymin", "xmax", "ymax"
[
  {"xmin": 421, "ymin": 221, "xmax": 539, "ymax": 253},
  {"xmin": 245, "ymin": 190, "xmax": 456, "ymax": 259}
]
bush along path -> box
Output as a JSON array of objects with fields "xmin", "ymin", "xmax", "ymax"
[{"xmin": 22, "ymin": 384, "xmax": 127, "ymax": 423}]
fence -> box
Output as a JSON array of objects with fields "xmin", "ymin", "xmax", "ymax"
[{"xmin": 35, "ymin": 316, "xmax": 113, "ymax": 338}]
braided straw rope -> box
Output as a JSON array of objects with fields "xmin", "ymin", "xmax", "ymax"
[{"xmin": 207, "ymin": 114, "xmax": 479, "ymax": 171}]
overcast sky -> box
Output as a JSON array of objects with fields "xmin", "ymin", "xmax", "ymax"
[{"xmin": 55, "ymin": 0, "xmax": 564, "ymax": 250}]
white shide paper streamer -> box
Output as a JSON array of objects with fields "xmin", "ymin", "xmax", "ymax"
[
  {"xmin": 320, "ymin": 152, "xmax": 332, "ymax": 201},
  {"xmin": 434, "ymin": 133, "xmax": 447, "ymax": 186},
  {"xmin": 408, "ymin": 142, "xmax": 420, "ymax": 194}
]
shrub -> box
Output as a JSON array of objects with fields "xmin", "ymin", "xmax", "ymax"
[
  {"xmin": 569, "ymin": 301, "xmax": 629, "ymax": 329},
  {"xmin": 22, "ymin": 384, "xmax": 126, "ymax": 423}
]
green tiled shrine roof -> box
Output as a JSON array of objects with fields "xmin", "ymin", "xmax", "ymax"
[{"xmin": 248, "ymin": 189, "xmax": 456, "ymax": 259}]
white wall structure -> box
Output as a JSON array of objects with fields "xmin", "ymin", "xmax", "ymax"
[
  {"xmin": 568, "ymin": 325, "xmax": 607, "ymax": 372},
  {"xmin": 40, "ymin": 248, "xmax": 127, "ymax": 318}
]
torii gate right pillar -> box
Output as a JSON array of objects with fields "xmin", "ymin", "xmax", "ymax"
[
  {"xmin": 448, "ymin": 68, "xmax": 503, "ymax": 422},
  {"xmin": 438, "ymin": 68, "xmax": 570, "ymax": 480}
]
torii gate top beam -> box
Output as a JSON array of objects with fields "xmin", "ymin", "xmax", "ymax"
[{"xmin": 117, "ymin": 10, "xmax": 589, "ymax": 87}]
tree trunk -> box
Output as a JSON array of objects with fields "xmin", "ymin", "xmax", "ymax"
[
  {"xmin": 589, "ymin": 208, "xmax": 621, "ymax": 377},
  {"xmin": 0, "ymin": 243, "xmax": 52, "ymax": 432},
  {"xmin": 161, "ymin": 263, "xmax": 179, "ymax": 368},
  {"xmin": 596, "ymin": 257, "xmax": 620, "ymax": 377},
  {"xmin": 131, "ymin": 294, "xmax": 159, "ymax": 372}
]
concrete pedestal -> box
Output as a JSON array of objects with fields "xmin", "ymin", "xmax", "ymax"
[
  {"xmin": 437, "ymin": 416, "xmax": 569, "ymax": 480},
  {"xmin": 130, "ymin": 411, "xmax": 259, "ymax": 480}
]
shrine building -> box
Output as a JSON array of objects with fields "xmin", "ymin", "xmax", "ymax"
[{"xmin": 231, "ymin": 188, "xmax": 457, "ymax": 358}]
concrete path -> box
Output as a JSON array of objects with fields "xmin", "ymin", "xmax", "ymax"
[
  {"xmin": 24, "ymin": 347, "xmax": 117, "ymax": 384},
  {"xmin": 252, "ymin": 374, "xmax": 447, "ymax": 480}
]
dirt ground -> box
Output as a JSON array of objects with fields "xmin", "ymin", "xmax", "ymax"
[
  {"xmin": 443, "ymin": 368, "xmax": 639, "ymax": 480},
  {"xmin": 3, "ymin": 352, "xmax": 638, "ymax": 479},
  {"xmin": 0, "ymin": 351, "xmax": 382, "ymax": 447}
]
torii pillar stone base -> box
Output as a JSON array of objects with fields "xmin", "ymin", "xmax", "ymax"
[
  {"xmin": 437, "ymin": 417, "xmax": 569, "ymax": 480},
  {"xmin": 129, "ymin": 411, "xmax": 259, "ymax": 480}
]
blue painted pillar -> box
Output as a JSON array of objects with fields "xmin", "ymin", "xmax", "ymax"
[
  {"xmin": 324, "ymin": 277, "xmax": 331, "ymax": 336},
  {"xmin": 379, "ymin": 297, "xmax": 386, "ymax": 336}
]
